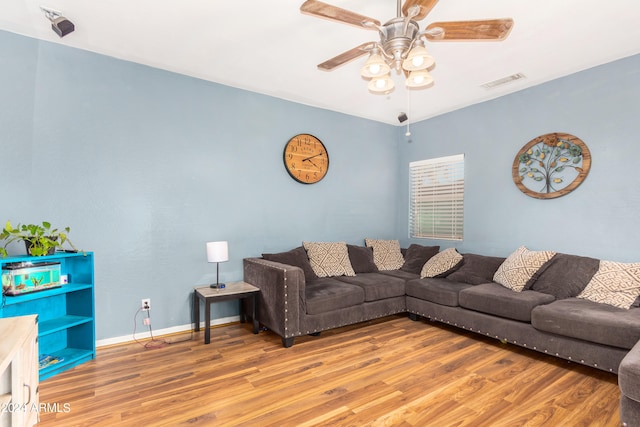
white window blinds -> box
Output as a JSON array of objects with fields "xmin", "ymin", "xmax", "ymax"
[{"xmin": 409, "ymin": 154, "xmax": 464, "ymax": 240}]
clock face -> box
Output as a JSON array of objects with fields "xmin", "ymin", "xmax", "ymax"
[{"xmin": 283, "ymin": 134, "xmax": 329, "ymax": 184}]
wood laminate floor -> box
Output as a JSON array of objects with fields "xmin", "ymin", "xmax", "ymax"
[{"xmin": 38, "ymin": 315, "xmax": 620, "ymax": 426}]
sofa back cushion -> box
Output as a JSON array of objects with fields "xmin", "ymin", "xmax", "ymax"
[
  {"xmin": 400, "ymin": 244, "xmax": 440, "ymax": 274},
  {"xmin": 528, "ymin": 253, "xmax": 599, "ymax": 299},
  {"xmin": 446, "ymin": 253, "xmax": 506, "ymax": 285},
  {"xmin": 262, "ymin": 246, "xmax": 318, "ymax": 282},
  {"xmin": 347, "ymin": 245, "xmax": 379, "ymax": 273}
]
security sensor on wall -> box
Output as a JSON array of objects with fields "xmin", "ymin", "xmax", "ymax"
[{"xmin": 40, "ymin": 6, "xmax": 75, "ymax": 37}]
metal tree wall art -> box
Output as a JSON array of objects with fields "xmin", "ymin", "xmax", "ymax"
[{"xmin": 512, "ymin": 133, "xmax": 591, "ymax": 199}]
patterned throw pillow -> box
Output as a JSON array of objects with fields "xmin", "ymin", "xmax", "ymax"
[
  {"xmin": 302, "ymin": 242, "xmax": 356, "ymax": 277},
  {"xmin": 420, "ymin": 248, "xmax": 463, "ymax": 278},
  {"xmin": 493, "ymin": 246, "xmax": 556, "ymax": 292},
  {"xmin": 364, "ymin": 239, "xmax": 405, "ymax": 271},
  {"xmin": 577, "ymin": 260, "xmax": 640, "ymax": 309}
]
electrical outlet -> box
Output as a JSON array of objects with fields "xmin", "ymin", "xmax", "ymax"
[{"xmin": 141, "ymin": 298, "xmax": 151, "ymax": 311}]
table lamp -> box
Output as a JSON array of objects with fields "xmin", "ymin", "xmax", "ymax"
[{"xmin": 206, "ymin": 241, "xmax": 228, "ymax": 289}]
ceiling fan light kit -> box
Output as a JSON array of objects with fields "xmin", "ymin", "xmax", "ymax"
[{"xmin": 301, "ymin": 0, "xmax": 513, "ymax": 95}]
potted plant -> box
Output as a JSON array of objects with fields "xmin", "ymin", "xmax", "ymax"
[{"xmin": 0, "ymin": 221, "xmax": 78, "ymax": 257}]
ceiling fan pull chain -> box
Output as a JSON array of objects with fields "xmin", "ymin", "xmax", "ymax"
[{"xmin": 406, "ymin": 91, "xmax": 412, "ymax": 137}]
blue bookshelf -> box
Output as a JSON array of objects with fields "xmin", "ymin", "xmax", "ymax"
[{"xmin": 1, "ymin": 252, "xmax": 95, "ymax": 380}]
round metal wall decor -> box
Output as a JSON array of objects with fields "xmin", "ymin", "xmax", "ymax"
[{"xmin": 512, "ymin": 132, "xmax": 591, "ymax": 199}]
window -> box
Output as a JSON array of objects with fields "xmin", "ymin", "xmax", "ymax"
[{"xmin": 409, "ymin": 154, "xmax": 464, "ymax": 240}]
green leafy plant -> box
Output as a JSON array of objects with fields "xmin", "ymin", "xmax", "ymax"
[{"xmin": 0, "ymin": 221, "xmax": 78, "ymax": 257}]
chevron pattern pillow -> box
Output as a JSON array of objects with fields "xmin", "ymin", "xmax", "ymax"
[
  {"xmin": 365, "ymin": 239, "xmax": 405, "ymax": 271},
  {"xmin": 420, "ymin": 247, "xmax": 463, "ymax": 278},
  {"xmin": 303, "ymin": 242, "xmax": 356, "ymax": 278},
  {"xmin": 493, "ymin": 246, "xmax": 556, "ymax": 292},
  {"xmin": 577, "ymin": 260, "xmax": 640, "ymax": 309}
]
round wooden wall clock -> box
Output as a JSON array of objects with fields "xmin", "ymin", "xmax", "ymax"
[
  {"xmin": 283, "ymin": 134, "xmax": 329, "ymax": 184},
  {"xmin": 512, "ymin": 132, "xmax": 591, "ymax": 199}
]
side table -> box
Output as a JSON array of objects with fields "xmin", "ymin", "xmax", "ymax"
[{"xmin": 193, "ymin": 281, "xmax": 260, "ymax": 344}]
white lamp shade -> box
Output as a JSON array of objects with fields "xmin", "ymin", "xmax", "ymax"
[
  {"xmin": 402, "ymin": 44, "xmax": 435, "ymax": 71},
  {"xmin": 368, "ymin": 74, "xmax": 395, "ymax": 94},
  {"xmin": 360, "ymin": 52, "xmax": 390, "ymax": 78},
  {"xmin": 406, "ymin": 70, "xmax": 434, "ymax": 88},
  {"xmin": 206, "ymin": 241, "xmax": 229, "ymax": 263}
]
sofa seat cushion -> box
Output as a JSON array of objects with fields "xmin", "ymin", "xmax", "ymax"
[
  {"xmin": 459, "ymin": 282, "xmax": 555, "ymax": 322},
  {"xmin": 379, "ymin": 270, "xmax": 420, "ymax": 281},
  {"xmin": 305, "ymin": 278, "xmax": 365, "ymax": 315},
  {"xmin": 531, "ymin": 298, "xmax": 640, "ymax": 349},
  {"xmin": 406, "ymin": 278, "xmax": 473, "ymax": 307},
  {"xmin": 336, "ymin": 273, "xmax": 406, "ymax": 302}
]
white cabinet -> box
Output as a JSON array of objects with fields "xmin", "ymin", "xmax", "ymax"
[{"xmin": 0, "ymin": 315, "xmax": 39, "ymax": 427}]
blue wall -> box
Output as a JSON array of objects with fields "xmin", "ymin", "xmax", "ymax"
[
  {"xmin": 3, "ymin": 27, "xmax": 639, "ymax": 341},
  {"xmin": 0, "ymin": 30, "xmax": 398, "ymax": 340},
  {"xmin": 397, "ymin": 54, "xmax": 640, "ymax": 262}
]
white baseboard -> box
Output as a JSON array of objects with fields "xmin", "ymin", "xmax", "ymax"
[{"xmin": 95, "ymin": 315, "xmax": 240, "ymax": 348}]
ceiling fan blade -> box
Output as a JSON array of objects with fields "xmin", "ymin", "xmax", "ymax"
[
  {"xmin": 402, "ymin": 0, "xmax": 439, "ymax": 21},
  {"xmin": 301, "ymin": 0, "xmax": 380, "ymax": 30},
  {"xmin": 425, "ymin": 19, "xmax": 514, "ymax": 41},
  {"xmin": 317, "ymin": 42, "xmax": 372, "ymax": 71}
]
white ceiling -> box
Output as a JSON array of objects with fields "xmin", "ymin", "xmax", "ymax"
[{"xmin": 2, "ymin": 1, "xmax": 639, "ymax": 125}]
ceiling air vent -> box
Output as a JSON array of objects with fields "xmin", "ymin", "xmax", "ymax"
[{"xmin": 481, "ymin": 73, "xmax": 526, "ymax": 89}]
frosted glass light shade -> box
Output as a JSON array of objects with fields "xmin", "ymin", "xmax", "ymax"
[
  {"xmin": 406, "ymin": 70, "xmax": 434, "ymax": 88},
  {"xmin": 206, "ymin": 241, "xmax": 229, "ymax": 263},
  {"xmin": 360, "ymin": 53, "xmax": 390, "ymax": 78},
  {"xmin": 402, "ymin": 45, "xmax": 434, "ymax": 71},
  {"xmin": 368, "ymin": 74, "xmax": 395, "ymax": 94}
]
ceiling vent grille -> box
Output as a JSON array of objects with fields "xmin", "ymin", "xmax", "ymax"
[{"xmin": 481, "ymin": 72, "xmax": 526, "ymax": 89}]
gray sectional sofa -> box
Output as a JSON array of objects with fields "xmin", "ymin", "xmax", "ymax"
[{"xmin": 243, "ymin": 242, "xmax": 640, "ymax": 425}]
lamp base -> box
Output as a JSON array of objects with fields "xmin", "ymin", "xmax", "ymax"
[{"xmin": 210, "ymin": 283, "xmax": 226, "ymax": 289}]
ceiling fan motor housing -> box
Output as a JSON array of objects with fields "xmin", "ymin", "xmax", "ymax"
[{"xmin": 381, "ymin": 18, "xmax": 420, "ymax": 70}]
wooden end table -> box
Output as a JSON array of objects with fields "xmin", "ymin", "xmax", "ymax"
[{"xmin": 193, "ymin": 281, "xmax": 260, "ymax": 344}]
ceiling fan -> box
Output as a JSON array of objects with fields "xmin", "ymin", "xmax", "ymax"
[{"xmin": 300, "ymin": 0, "xmax": 514, "ymax": 94}]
